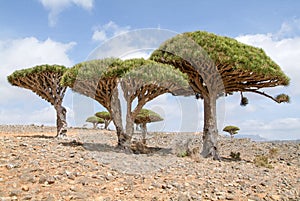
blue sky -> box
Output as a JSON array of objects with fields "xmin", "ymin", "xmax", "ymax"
[{"xmin": 0, "ymin": 0, "xmax": 299, "ymax": 140}]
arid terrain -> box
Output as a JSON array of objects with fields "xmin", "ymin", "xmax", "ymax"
[{"xmin": 0, "ymin": 125, "xmax": 299, "ymax": 201}]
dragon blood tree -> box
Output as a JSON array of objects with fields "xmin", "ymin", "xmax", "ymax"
[
  {"xmin": 134, "ymin": 108, "xmax": 163, "ymax": 144},
  {"xmin": 61, "ymin": 58, "xmax": 191, "ymax": 148},
  {"xmin": 150, "ymin": 31, "xmax": 290, "ymax": 160},
  {"xmin": 223, "ymin": 125, "xmax": 240, "ymax": 139},
  {"xmin": 7, "ymin": 64, "xmax": 68, "ymax": 137},
  {"xmin": 95, "ymin": 111, "xmax": 112, "ymax": 130},
  {"xmin": 61, "ymin": 58, "xmax": 126, "ymax": 144},
  {"xmin": 86, "ymin": 116, "xmax": 105, "ymax": 129},
  {"xmin": 108, "ymin": 58, "xmax": 192, "ymax": 148}
]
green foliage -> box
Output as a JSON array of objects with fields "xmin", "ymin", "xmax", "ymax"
[
  {"xmin": 150, "ymin": 31, "xmax": 290, "ymax": 86},
  {"xmin": 134, "ymin": 109, "xmax": 163, "ymax": 124},
  {"xmin": 61, "ymin": 58, "xmax": 122, "ymax": 87},
  {"xmin": 230, "ymin": 152, "xmax": 241, "ymax": 161},
  {"xmin": 7, "ymin": 64, "xmax": 67, "ymax": 84},
  {"xmin": 223, "ymin": 125, "xmax": 240, "ymax": 136},
  {"xmin": 95, "ymin": 111, "xmax": 111, "ymax": 120},
  {"xmin": 276, "ymin": 94, "xmax": 290, "ymax": 103},
  {"xmin": 177, "ymin": 150, "xmax": 188, "ymax": 158},
  {"xmin": 240, "ymin": 96, "xmax": 249, "ymax": 106},
  {"xmin": 121, "ymin": 59, "xmax": 190, "ymax": 90},
  {"xmin": 253, "ymin": 155, "xmax": 273, "ymax": 169},
  {"xmin": 86, "ymin": 116, "xmax": 104, "ymax": 124}
]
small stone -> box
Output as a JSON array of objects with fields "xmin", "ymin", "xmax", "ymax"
[
  {"xmin": 184, "ymin": 182, "xmax": 190, "ymax": 187},
  {"xmin": 9, "ymin": 190, "xmax": 21, "ymax": 197},
  {"xmin": 134, "ymin": 194, "xmax": 144, "ymax": 198},
  {"xmin": 70, "ymin": 186, "xmax": 77, "ymax": 192},
  {"xmin": 148, "ymin": 186, "xmax": 154, "ymax": 190},
  {"xmin": 226, "ymin": 195, "xmax": 235, "ymax": 200},
  {"xmin": 23, "ymin": 194, "xmax": 33, "ymax": 200},
  {"xmin": 271, "ymin": 195, "xmax": 281, "ymax": 200},
  {"xmin": 22, "ymin": 185, "xmax": 29, "ymax": 191},
  {"xmin": 46, "ymin": 176, "xmax": 55, "ymax": 184},
  {"xmin": 67, "ymin": 174, "xmax": 75, "ymax": 180},
  {"xmin": 6, "ymin": 164, "xmax": 15, "ymax": 169},
  {"xmin": 39, "ymin": 175, "xmax": 47, "ymax": 184}
]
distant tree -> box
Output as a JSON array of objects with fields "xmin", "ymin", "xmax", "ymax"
[
  {"xmin": 95, "ymin": 111, "xmax": 112, "ymax": 130},
  {"xmin": 151, "ymin": 30, "xmax": 290, "ymax": 160},
  {"xmin": 223, "ymin": 125, "xmax": 240, "ymax": 139},
  {"xmin": 7, "ymin": 64, "xmax": 68, "ymax": 137},
  {"xmin": 86, "ymin": 116, "xmax": 104, "ymax": 129},
  {"xmin": 134, "ymin": 108, "xmax": 163, "ymax": 144}
]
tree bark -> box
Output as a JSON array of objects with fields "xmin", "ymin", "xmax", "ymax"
[
  {"xmin": 111, "ymin": 88, "xmax": 131, "ymax": 147},
  {"xmin": 125, "ymin": 101, "xmax": 134, "ymax": 137},
  {"xmin": 55, "ymin": 104, "xmax": 67, "ymax": 138},
  {"xmin": 104, "ymin": 120, "xmax": 111, "ymax": 130},
  {"xmin": 201, "ymin": 94, "xmax": 220, "ymax": 160},
  {"xmin": 141, "ymin": 123, "xmax": 147, "ymax": 145}
]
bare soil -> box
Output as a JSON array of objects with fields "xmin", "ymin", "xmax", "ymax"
[{"xmin": 0, "ymin": 125, "xmax": 299, "ymax": 201}]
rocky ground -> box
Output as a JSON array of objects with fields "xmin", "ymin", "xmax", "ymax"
[{"xmin": 0, "ymin": 125, "xmax": 299, "ymax": 201}]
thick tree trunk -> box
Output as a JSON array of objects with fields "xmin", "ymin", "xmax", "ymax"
[
  {"xmin": 111, "ymin": 89, "xmax": 131, "ymax": 147},
  {"xmin": 55, "ymin": 104, "xmax": 67, "ymax": 138},
  {"xmin": 92, "ymin": 123, "xmax": 97, "ymax": 129},
  {"xmin": 201, "ymin": 94, "xmax": 220, "ymax": 160},
  {"xmin": 141, "ymin": 123, "xmax": 147, "ymax": 145},
  {"xmin": 125, "ymin": 101, "xmax": 134, "ymax": 137}
]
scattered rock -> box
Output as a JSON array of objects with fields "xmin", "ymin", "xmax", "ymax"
[{"xmin": 0, "ymin": 127, "xmax": 299, "ymax": 200}]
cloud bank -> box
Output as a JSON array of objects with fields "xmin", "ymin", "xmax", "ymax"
[{"xmin": 0, "ymin": 37, "xmax": 75, "ymax": 125}]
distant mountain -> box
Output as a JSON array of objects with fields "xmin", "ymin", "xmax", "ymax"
[{"xmin": 234, "ymin": 134, "xmax": 268, "ymax": 142}]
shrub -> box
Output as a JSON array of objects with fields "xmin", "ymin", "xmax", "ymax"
[
  {"xmin": 230, "ymin": 152, "xmax": 241, "ymax": 161},
  {"xmin": 177, "ymin": 150, "xmax": 188, "ymax": 158},
  {"xmin": 253, "ymin": 155, "xmax": 273, "ymax": 169},
  {"xmin": 268, "ymin": 147, "xmax": 279, "ymax": 158}
]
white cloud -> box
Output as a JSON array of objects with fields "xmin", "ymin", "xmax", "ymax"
[
  {"xmin": 236, "ymin": 30, "xmax": 300, "ymax": 96},
  {"xmin": 276, "ymin": 18, "xmax": 300, "ymax": 39},
  {"xmin": 39, "ymin": 0, "xmax": 94, "ymax": 26},
  {"xmin": 221, "ymin": 23, "xmax": 300, "ymax": 140},
  {"xmin": 92, "ymin": 21, "xmax": 131, "ymax": 42},
  {"xmin": 0, "ymin": 37, "xmax": 75, "ymax": 125}
]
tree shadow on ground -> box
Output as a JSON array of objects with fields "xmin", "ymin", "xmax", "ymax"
[
  {"xmin": 220, "ymin": 156, "xmax": 251, "ymax": 163},
  {"xmin": 60, "ymin": 140, "xmax": 173, "ymax": 156},
  {"xmin": 16, "ymin": 135, "xmax": 55, "ymax": 139}
]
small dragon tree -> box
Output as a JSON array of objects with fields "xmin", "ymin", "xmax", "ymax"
[
  {"xmin": 134, "ymin": 108, "xmax": 163, "ymax": 144},
  {"xmin": 151, "ymin": 31, "xmax": 290, "ymax": 160},
  {"xmin": 95, "ymin": 111, "xmax": 112, "ymax": 130},
  {"xmin": 7, "ymin": 64, "xmax": 68, "ymax": 137},
  {"xmin": 223, "ymin": 125, "xmax": 240, "ymax": 139},
  {"xmin": 86, "ymin": 116, "xmax": 104, "ymax": 129}
]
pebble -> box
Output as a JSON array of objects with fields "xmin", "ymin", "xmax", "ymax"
[{"xmin": 21, "ymin": 185, "xmax": 29, "ymax": 191}]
